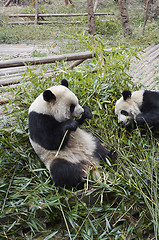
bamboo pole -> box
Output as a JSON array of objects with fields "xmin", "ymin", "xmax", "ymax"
[
  {"xmin": 8, "ymin": 21, "xmax": 81, "ymax": 25},
  {"xmin": 9, "ymin": 21, "xmax": 35, "ymax": 24},
  {"xmin": 69, "ymin": 59, "xmax": 86, "ymax": 69},
  {"xmin": 0, "ymin": 49, "xmax": 112, "ymax": 69},
  {"xmin": 0, "ymin": 76, "xmax": 21, "ymax": 86},
  {"xmin": 0, "ymin": 52, "xmax": 93, "ymax": 69},
  {"xmin": 9, "ymin": 13, "xmax": 114, "ymax": 17}
]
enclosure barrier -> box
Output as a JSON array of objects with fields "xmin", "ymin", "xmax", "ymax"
[{"xmin": 9, "ymin": 12, "xmax": 114, "ymax": 25}]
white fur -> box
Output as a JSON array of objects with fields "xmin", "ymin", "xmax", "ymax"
[
  {"xmin": 115, "ymin": 90, "xmax": 144, "ymax": 125},
  {"xmin": 29, "ymin": 83, "xmax": 101, "ymax": 184},
  {"xmin": 30, "ymin": 128, "xmax": 98, "ymax": 177},
  {"xmin": 29, "ymin": 85, "xmax": 84, "ymax": 122}
]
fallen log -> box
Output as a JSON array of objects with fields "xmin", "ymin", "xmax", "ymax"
[{"xmin": 0, "ymin": 49, "xmax": 112, "ymax": 69}]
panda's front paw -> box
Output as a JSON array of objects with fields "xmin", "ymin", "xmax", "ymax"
[
  {"xmin": 71, "ymin": 120, "xmax": 78, "ymax": 131},
  {"xmin": 108, "ymin": 149, "xmax": 117, "ymax": 163},
  {"xmin": 66, "ymin": 120, "xmax": 78, "ymax": 131},
  {"xmin": 77, "ymin": 106, "xmax": 92, "ymax": 126},
  {"xmin": 82, "ymin": 106, "xmax": 92, "ymax": 119},
  {"xmin": 136, "ymin": 113, "xmax": 145, "ymax": 124}
]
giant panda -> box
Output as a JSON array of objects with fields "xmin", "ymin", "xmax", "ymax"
[
  {"xmin": 115, "ymin": 90, "xmax": 159, "ymax": 128},
  {"xmin": 28, "ymin": 79, "xmax": 116, "ymax": 189}
]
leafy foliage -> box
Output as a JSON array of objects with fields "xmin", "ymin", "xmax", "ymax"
[
  {"xmin": 0, "ymin": 0, "xmax": 159, "ymax": 238},
  {"xmin": 0, "ymin": 36, "xmax": 159, "ymax": 239}
]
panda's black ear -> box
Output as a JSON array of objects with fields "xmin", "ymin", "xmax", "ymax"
[
  {"xmin": 43, "ymin": 90, "xmax": 56, "ymax": 102},
  {"xmin": 61, "ymin": 79, "xmax": 68, "ymax": 88},
  {"xmin": 122, "ymin": 90, "xmax": 132, "ymax": 101}
]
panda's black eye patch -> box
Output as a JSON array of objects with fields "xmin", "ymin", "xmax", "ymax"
[
  {"xmin": 121, "ymin": 110, "xmax": 129, "ymax": 116},
  {"xmin": 70, "ymin": 104, "xmax": 75, "ymax": 113}
]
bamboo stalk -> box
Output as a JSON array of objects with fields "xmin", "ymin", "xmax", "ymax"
[{"xmin": 8, "ymin": 21, "xmax": 35, "ymax": 24}]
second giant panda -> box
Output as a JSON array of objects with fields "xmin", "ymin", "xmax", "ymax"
[
  {"xmin": 29, "ymin": 79, "xmax": 116, "ymax": 189},
  {"xmin": 115, "ymin": 90, "xmax": 159, "ymax": 128}
]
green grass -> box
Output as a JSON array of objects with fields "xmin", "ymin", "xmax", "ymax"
[
  {"xmin": 0, "ymin": 39, "xmax": 159, "ymax": 239},
  {"xmin": 0, "ymin": 0, "xmax": 158, "ymax": 49},
  {"xmin": 0, "ymin": 0, "xmax": 159, "ymax": 239}
]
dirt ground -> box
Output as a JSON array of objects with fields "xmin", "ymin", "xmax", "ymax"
[
  {"xmin": 0, "ymin": 43, "xmax": 59, "ymax": 59},
  {"xmin": 0, "ymin": 43, "xmax": 57, "ymax": 126}
]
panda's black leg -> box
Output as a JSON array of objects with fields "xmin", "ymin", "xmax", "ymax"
[
  {"xmin": 49, "ymin": 158, "xmax": 84, "ymax": 189},
  {"xmin": 95, "ymin": 140, "xmax": 117, "ymax": 163},
  {"xmin": 136, "ymin": 113, "xmax": 146, "ymax": 125}
]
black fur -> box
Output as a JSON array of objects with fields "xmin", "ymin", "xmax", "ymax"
[
  {"xmin": 29, "ymin": 106, "xmax": 91, "ymax": 151},
  {"xmin": 70, "ymin": 104, "xmax": 75, "ymax": 113},
  {"xmin": 77, "ymin": 105, "xmax": 92, "ymax": 125},
  {"xmin": 94, "ymin": 140, "xmax": 110, "ymax": 161},
  {"xmin": 43, "ymin": 90, "xmax": 56, "ymax": 102},
  {"xmin": 49, "ymin": 139, "xmax": 116, "ymax": 189},
  {"xmin": 136, "ymin": 90, "xmax": 159, "ymax": 127},
  {"xmin": 50, "ymin": 158, "xmax": 84, "ymax": 189},
  {"xmin": 29, "ymin": 83, "xmax": 117, "ymax": 189},
  {"xmin": 61, "ymin": 79, "xmax": 69, "ymax": 88},
  {"xmin": 122, "ymin": 90, "xmax": 131, "ymax": 101},
  {"xmin": 29, "ymin": 111, "xmax": 78, "ymax": 150},
  {"xmin": 94, "ymin": 140, "xmax": 117, "ymax": 164}
]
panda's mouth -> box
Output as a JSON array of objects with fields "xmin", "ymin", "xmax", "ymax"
[
  {"xmin": 126, "ymin": 118, "xmax": 130, "ymax": 125},
  {"xmin": 125, "ymin": 117, "xmax": 133, "ymax": 125},
  {"xmin": 119, "ymin": 118, "xmax": 131, "ymax": 126},
  {"xmin": 74, "ymin": 113, "xmax": 83, "ymax": 120},
  {"xmin": 72, "ymin": 109, "xmax": 84, "ymax": 120}
]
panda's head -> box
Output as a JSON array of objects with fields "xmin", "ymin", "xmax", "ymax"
[
  {"xmin": 29, "ymin": 79, "xmax": 84, "ymax": 122},
  {"xmin": 115, "ymin": 90, "xmax": 143, "ymax": 126}
]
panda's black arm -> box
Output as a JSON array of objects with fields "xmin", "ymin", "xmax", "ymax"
[
  {"xmin": 136, "ymin": 111, "xmax": 159, "ymax": 127},
  {"xmin": 77, "ymin": 106, "xmax": 92, "ymax": 125},
  {"xmin": 63, "ymin": 119, "xmax": 78, "ymax": 132},
  {"xmin": 62, "ymin": 106, "xmax": 92, "ymax": 132}
]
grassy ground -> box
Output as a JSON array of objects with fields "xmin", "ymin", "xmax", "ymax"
[
  {"xmin": 0, "ymin": 0, "xmax": 159, "ymax": 239},
  {"xmin": 0, "ymin": 0, "xmax": 158, "ymax": 51}
]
